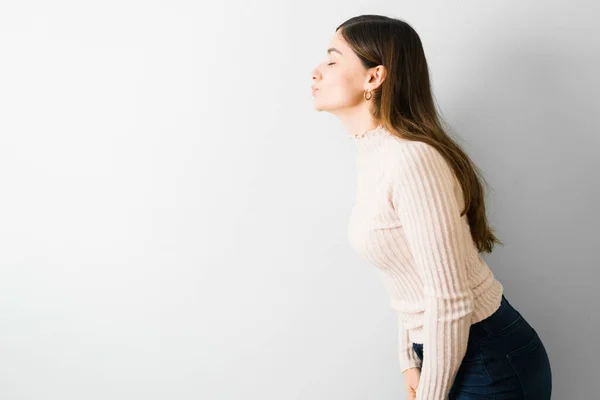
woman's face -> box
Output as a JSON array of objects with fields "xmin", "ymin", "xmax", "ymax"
[{"xmin": 311, "ymin": 31, "xmax": 371, "ymax": 113}]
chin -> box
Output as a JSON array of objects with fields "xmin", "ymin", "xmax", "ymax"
[
  {"xmin": 313, "ymin": 100, "xmax": 337, "ymax": 112},
  {"xmin": 312, "ymin": 101, "xmax": 326, "ymax": 112}
]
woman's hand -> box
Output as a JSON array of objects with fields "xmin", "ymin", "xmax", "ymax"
[{"xmin": 403, "ymin": 367, "xmax": 421, "ymax": 399}]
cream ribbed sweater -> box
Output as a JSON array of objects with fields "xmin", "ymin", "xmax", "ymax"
[{"xmin": 347, "ymin": 125, "xmax": 504, "ymax": 400}]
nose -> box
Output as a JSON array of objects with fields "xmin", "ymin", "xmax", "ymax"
[{"xmin": 311, "ymin": 65, "xmax": 321, "ymax": 82}]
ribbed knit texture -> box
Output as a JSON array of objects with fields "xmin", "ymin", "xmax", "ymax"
[{"xmin": 347, "ymin": 126, "xmax": 504, "ymax": 400}]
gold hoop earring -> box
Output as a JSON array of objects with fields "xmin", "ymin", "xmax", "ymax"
[{"xmin": 364, "ymin": 90, "xmax": 373, "ymax": 101}]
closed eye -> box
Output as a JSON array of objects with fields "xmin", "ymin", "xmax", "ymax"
[{"xmin": 327, "ymin": 62, "xmax": 336, "ymax": 66}]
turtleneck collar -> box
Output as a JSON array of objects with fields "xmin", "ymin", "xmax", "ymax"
[{"xmin": 349, "ymin": 123, "xmax": 386, "ymax": 139}]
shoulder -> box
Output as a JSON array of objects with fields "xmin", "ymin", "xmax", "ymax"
[{"xmin": 386, "ymin": 136, "xmax": 449, "ymax": 174}]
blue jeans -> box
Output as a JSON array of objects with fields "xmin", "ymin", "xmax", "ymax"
[{"xmin": 412, "ymin": 295, "xmax": 552, "ymax": 399}]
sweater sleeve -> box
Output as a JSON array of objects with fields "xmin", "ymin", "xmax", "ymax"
[
  {"xmin": 390, "ymin": 142, "xmax": 475, "ymax": 400},
  {"xmin": 399, "ymin": 314, "xmax": 423, "ymax": 373}
]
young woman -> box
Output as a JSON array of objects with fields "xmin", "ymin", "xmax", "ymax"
[{"xmin": 311, "ymin": 15, "xmax": 552, "ymax": 400}]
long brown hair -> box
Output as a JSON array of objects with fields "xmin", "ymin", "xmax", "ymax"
[{"xmin": 337, "ymin": 15, "xmax": 503, "ymax": 253}]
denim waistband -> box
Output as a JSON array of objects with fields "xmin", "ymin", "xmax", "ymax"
[{"xmin": 468, "ymin": 294, "xmax": 520, "ymax": 341}]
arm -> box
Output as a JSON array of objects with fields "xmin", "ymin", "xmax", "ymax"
[{"xmin": 391, "ymin": 142, "xmax": 475, "ymax": 400}]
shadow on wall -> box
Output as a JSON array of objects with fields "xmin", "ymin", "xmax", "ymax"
[{"xmin": 446, "ymin": 25, "xmax": 599, "ymax": 400}]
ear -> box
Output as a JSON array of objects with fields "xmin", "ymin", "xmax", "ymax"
[{"xmin": 366, "ymin": 65, "xmax": 387, "ymax": 90}]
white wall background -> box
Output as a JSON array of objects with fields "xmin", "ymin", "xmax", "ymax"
[{"xmin": 1, "ymin": 1, "xmax": 598, "ymax": 399}]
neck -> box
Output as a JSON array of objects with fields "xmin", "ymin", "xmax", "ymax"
[{"xmin": 336, "ymin": 108, "xmax": 382, "ymax": 138}]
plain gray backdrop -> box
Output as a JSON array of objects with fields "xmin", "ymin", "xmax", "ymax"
[{"xmin": 0, "ymin": 0, "xmax": 598, "ymax": 399}]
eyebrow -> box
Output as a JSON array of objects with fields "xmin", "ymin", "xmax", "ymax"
[{"xmin": 327, "ymin": 47, "xmax": 343, "ymax": 56}]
